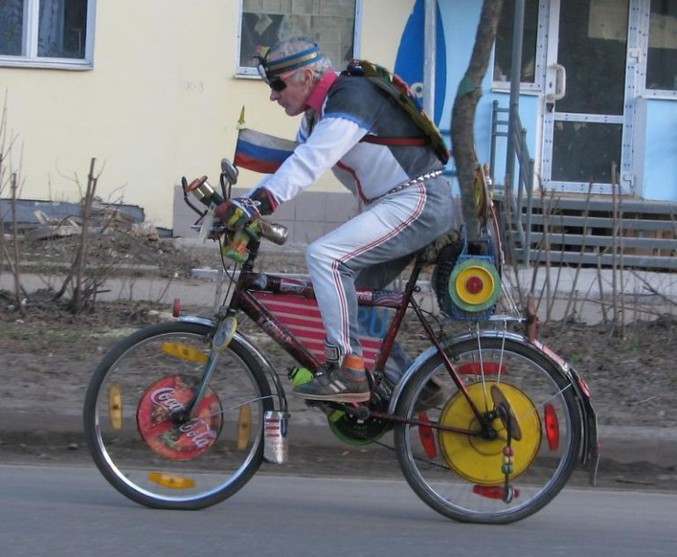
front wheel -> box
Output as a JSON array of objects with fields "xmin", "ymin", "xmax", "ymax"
[
  {"xmin": 83, "ymin": 321, "xmax": 273, "ymax": 509},
  {"xmin": 394, "ymin": 335, "xmax": 581, "ymax": 524}
]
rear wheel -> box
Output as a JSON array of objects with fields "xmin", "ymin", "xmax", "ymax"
[
  {"xmin": 83, "ymin": 321, "xmax": 273, "ymax": 509},
  {"xmin": 394, "ymin": 335, "xmax": 581, "ymax": 524}
]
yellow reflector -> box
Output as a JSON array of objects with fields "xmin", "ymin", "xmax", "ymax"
[
  {"xmin": 108, "ymin": 383, "xmax": 123, "ymax": 431},
  {"xmin": 161, "ymin": 342, "xmax": 209, "ymax": 363},
  {"xmin": 148, "ymin": 472, "xmax": 196, "ymax": 489},
  {"xmin": 237, "ymin": 405, "xmax": 252, "ymax": 450}
]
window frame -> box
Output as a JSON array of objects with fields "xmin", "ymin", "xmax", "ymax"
[
  {"xmin": 640, "ymin": 0, "xmax": 677, "ymax": 100},
  {"xmin": 235, "ymin": 0, "xmax": 363, "ymax": 79},
  {"xmin": 0, "ymin": 0, "xmax": 97, "ymax": 70},
  {"xmin": 491, "ymin": 0, "xmax": 548, "ymax": 94}
]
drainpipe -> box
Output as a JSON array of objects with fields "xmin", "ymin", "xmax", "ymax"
[
  {"xmin": 505, "ymin": 0, "xmax": 524, "ymax": 197},
  {"xmin": 423, "ymin": 0, "xmax": 436, "ymax": 117},
  {"xmin": 505, "ymin": 0, "xmax": 526, "ymax": 261}
]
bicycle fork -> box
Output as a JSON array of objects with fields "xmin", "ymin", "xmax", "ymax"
[{"xmin": 172, "ymin": 315, "xmax": 242, "ymax": 422}]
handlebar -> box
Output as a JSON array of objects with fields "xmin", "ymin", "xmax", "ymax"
[
  {"xmin": 257, "ymin": 219, "xmax": 289, "ymax": 245},
  {"xmin": 197, "ymin": 218, "xmax": 287, "ymax": 245},
  {"xmin": 182, "ymin": 169, "xmax": 288, "ymax": 261}
]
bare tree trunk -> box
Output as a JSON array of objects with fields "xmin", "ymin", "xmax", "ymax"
[
  {"xmin": 69, "ymin": 158, "xmax": 98, "ymax": 313},
  {"xmin": 9, "ymin": 172, "xmax": 25, "ymax": 315},
  {"xmin": 0, "ymin": 103, "xmax": 7, "ymax": 279},
  {"xmin": 451, "ymin": 0, "xmax": 504, "ymax": 243}
]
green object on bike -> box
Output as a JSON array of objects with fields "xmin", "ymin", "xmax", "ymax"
[
  {"xmin": 327, "ymin": 412, "xmax": 390, "ymax": 446},
  {"xmin": 328, "ymin": 410, "xmax": 345, "ymax": 423},
  {"xmin": 222, "ymin": 223, "xmax": 261, "ymax": 262},
  {"xmin": 289, "ymin": 366, "xmax": 313, "ymax": 387}
]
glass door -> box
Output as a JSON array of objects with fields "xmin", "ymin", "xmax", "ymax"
[{"xmin": 542, "ymin": 0, "xmax": 637, "ymax": 194}]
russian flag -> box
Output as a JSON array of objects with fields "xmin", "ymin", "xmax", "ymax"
[{"xmin": 234, "ymin": 128, "xmax": 297, "ymax": 174}]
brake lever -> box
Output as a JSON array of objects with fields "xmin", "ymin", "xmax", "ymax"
[
  {"xmin": 182, "ymin": 176, "xmax": 209, "ymax": 218},
  {"xmin": 197, "ymin": 208, "xmax": 215, "ymax": 243}
]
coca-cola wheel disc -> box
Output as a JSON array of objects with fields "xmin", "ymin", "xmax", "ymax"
[{"xmin": 137, "ymin": 375, "xmax": 223, "ymax": 460}]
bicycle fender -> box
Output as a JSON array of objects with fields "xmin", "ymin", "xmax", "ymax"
[
  {"xmin": 179, "ymin": 315, "xmax": 217, "ymax": 328},
  {"xmin": 387, "ymin": 329, "xmax": 526, "ymax": 415},
  {"xmin": 178, "ymin": 315, "xmax": 289, "ymax": 414},
  {"xmin": 388, "ymin": 343, "xmax": 442, "ymax": 415},
  {"xmin": 528, "ymin": 336, "xmax": 600, "ymax": 483},
  {"xmin": 234, "ymin": 332, "xmax": 289, "ymax": 414},
  {"xmin": 388, "ymin": 329, "xmax": 599, "ymax": 485}
]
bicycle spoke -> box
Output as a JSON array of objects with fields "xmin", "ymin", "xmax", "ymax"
[
  {"xmin": 84, "ymin": 322, "xmax": 273, "ymax": 510},
  {"xmin": 394, "ymin": 334, "xmax": 581, "ymax": 524}
]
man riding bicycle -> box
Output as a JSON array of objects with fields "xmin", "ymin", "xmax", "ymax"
[{"xmin": 215, "ymin": 36, "xmax": 461, "ymax": 403}]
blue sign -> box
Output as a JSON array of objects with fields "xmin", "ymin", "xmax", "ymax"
[{"xmin": 394, "ymin": 0, "xmax": 447, "ymax": 124}]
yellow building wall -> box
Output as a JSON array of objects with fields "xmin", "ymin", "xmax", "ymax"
[{"xmin": 0, "ymin": 0, "xmax": 414, "ymax": 230}]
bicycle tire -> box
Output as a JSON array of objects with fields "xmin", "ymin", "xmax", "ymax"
[
  {"xmin": 83, "ymin": 321, "xmax": 273, "ymax": 510},
  {"xmin": 393, "ymin": 335, "xmax": 582, "ymax": 524}
]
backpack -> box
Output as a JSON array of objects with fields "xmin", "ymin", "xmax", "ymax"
[{"xmin": 343, "ymin": 59, "xmax": 450, "ymax": 165}]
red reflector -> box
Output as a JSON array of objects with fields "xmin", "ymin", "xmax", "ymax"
[
  {"xmin": 418, "ymin": 412, "xmax": 437, "ymax": 459},
  {"xmin": 458, "ymin": 361, "xmax": 506, "ymax": 375},
  {"xmin": 473, "ymin": 485, "xmax": 521, "ymax": 500},
  {"xmin": 466, "ymin": 276, "xmax": 484, "ymax": 294},
  {"xmin": 544, "ymin": 403, "xmax": 560, "ymax": 450},
  {"xmin": 172, "ymin": 298, "xmax": 182, "ymax": 317},
  {"xmin": 578, "ymin": 377, "xmax": 592, "ymax": 398}
]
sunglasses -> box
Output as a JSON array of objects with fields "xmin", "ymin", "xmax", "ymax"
[
  {"xmin": 268, "ymin": 76, "xmax": 287, "ymax": 92},
  {"xmin": 257, "ymin": 63, "xmax": 288, "ymax": 92}
]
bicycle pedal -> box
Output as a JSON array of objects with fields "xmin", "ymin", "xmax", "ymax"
[{"xmin": 339, "ymin": 404, "xmax": 371, "ymax": 420}]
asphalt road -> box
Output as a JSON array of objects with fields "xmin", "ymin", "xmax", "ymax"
[{"xmin": 2, "ymin": 464, "xmax": 676, "ymax": 557}]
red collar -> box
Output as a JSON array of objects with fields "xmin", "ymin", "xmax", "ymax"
[{"xmin": 305, "ymin": 71, "xmax": 338, "ymax": 114}]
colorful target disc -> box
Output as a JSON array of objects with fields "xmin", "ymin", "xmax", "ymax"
[
  {"xmin": 437, "ymin": 381, "xmax": 542, "ymax": 484},
  {"xmin": 137, "ymin": 375, "xmax": 222, "ymax": 460},
  {"xmin": 448, "ymin": 258, "xmax": 501, "ymax": 312}
]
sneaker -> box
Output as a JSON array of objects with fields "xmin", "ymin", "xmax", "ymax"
[{"xmin": 293, "ymin": 355, "xmax": 370, "ymax": 403}]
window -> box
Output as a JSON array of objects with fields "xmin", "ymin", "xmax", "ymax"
[
  {"xmin": 0, "ymin": 0, "xmax": 95, "ymax": 68},
  {"xmin": 646, "ymin": 0, "xmax": 677, "ymax": 93},
  {"xmin": 237, "ymin": 0, "xmax": 361, "ymax": 76},
  {"xmin": 493, "ymin": 0, "xmax": 542, "ymax": 88}
]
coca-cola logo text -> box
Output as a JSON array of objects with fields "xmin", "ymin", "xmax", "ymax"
[
  {"xmin": 178, "ymin": 420, "xmax": 217, "ymax": 448},
  {"xmin": 150, "ymin": 387, "xmax": 186, "ymax": 413}
]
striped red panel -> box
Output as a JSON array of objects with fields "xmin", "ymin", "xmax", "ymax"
[{"xmin": 252, "ymin": 292, "xmax": 384, "ymax": 366}]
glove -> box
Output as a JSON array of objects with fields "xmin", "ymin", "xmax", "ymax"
[
  {"xmin": 214, "ymin": 197, "xmax": 260, "ymax": 229},
  {"xmin": 249, "ymin": 187, "xmax": 278, "ymax": 215}
]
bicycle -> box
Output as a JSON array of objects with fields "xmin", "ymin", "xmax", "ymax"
[{"xmin": 83, "ymin": 159, "xmax": 599, "ymax": 524}]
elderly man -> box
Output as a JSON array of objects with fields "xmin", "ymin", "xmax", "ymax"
[{"xmin": 217, "ymin": 37, "xmax": 460, "ymax": 403}]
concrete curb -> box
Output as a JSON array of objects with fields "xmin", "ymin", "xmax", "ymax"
[{"xmin": 3, "ymin": 412, "xmax": 676, "ymax": 469}]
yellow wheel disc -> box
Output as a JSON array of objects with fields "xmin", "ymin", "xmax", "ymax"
[{"xmin": 438, "ymin": 382, "xmax": 542, "ymax": 485}]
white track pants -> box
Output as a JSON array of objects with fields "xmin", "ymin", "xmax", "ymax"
[{"xmin": 305, "ymin": 176, "xmax": 460, "ymax": 362}]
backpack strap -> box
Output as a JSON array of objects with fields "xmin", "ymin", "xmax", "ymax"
[
  {"xmin": 344, "ymin": 60, "xmax": 450, "ymax": 165},
  {"xmin": 361, "ymin": 135, "xmax": 428, "ymax": 147}
]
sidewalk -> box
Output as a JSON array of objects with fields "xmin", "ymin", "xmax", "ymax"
[
  {"xmin": 3, "ymin": 238, "xmax": 676, "ymax": 323},
  {"xmin": 1, "ymin": 243, "xmax": 676, "ymax": 471}
]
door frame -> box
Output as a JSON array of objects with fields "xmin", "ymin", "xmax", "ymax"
[{"xmin": 540, "ymin": 0, "xmax": 642, "ymax": 196}]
